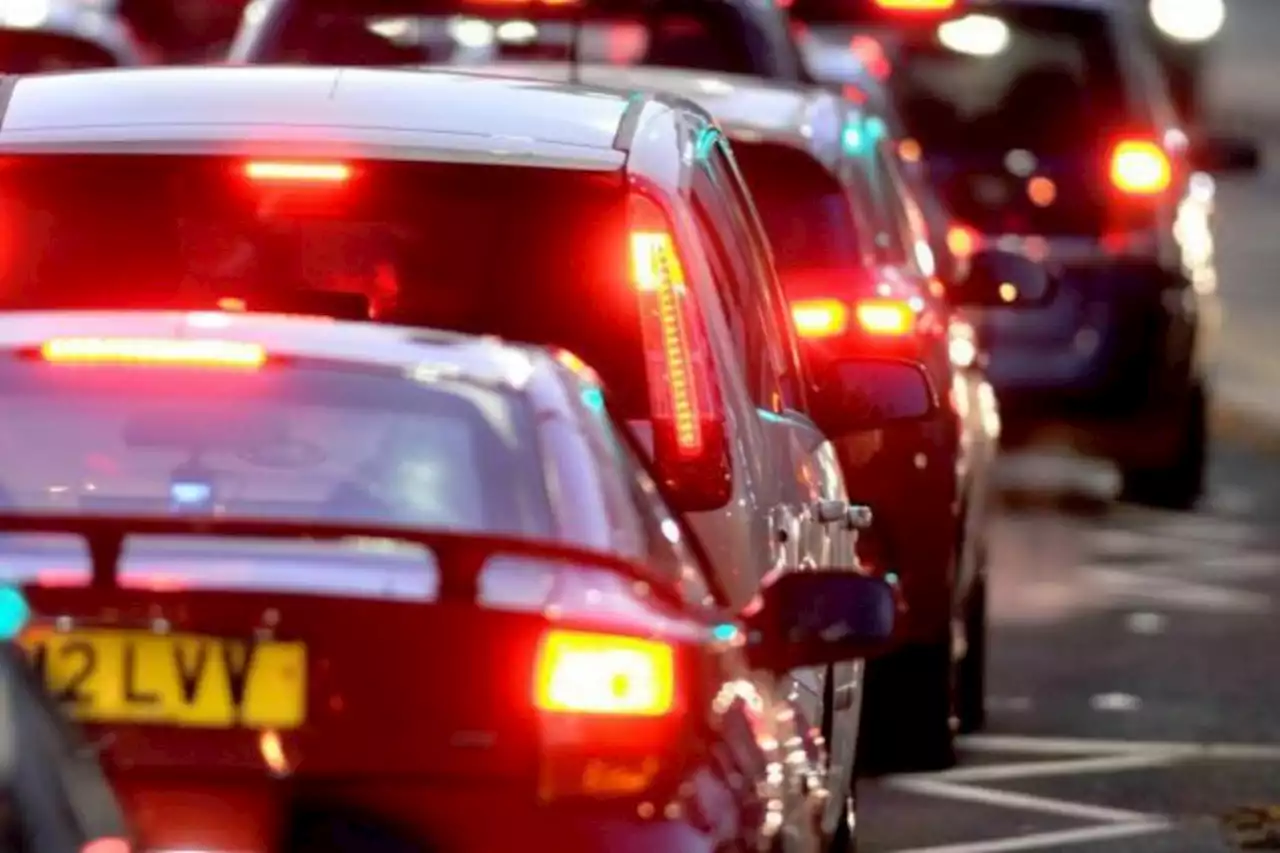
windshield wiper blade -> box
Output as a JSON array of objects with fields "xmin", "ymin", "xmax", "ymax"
[{"xmin": 0, "ymin": 512, "xmax": 668, "ymax": 604}]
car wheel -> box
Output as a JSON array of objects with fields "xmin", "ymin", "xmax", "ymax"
[
  {"xmin": 856, "ymin": 640, "xmax": 957, "ymax": 774},
  {"xmin": 1119, "ymin": 382, "xmax": 1207, "ymax": 511},
  {"xmin": 957, "ymin": 569, "xmax": 987, "ymax": 735}
]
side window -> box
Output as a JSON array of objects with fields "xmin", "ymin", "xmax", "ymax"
[
  {"xmin": 692, "ymin": 154, "xmax": 787, "ymax": 413},
  {"xmin": 698, "ymin": 140, "xmax": 806, "ymax": 412},
  {"xmin": 870, "ymin": 140, "xmax": 922, "ymax": 270}
]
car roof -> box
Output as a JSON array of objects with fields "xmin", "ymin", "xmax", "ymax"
[
  {"xmin": 0, "ymin": 66, "xmax": 640, "ymax": 169},
  {"xmin": 452, "ymin": 63, "xmax": 849, "ymax": 173},
  {"xmin": 0, "ymin": 310, "xmax": 560, "ymax": 391}
]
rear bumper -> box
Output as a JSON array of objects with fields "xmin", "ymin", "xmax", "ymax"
[
  {"xmin": 123, "ymin": 777, "xmax": 756, "ymax": 853},
  {"xmin": 978, "ymin": 260, "xmax": 1200, "ymax": 465}
]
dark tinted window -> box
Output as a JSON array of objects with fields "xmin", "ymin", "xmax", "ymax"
[
  {"xmin": 255, "ymin": 2, "xmax": 759, "ymax": 74},
  {"xmin": 0, "ymin": 358, "xmax": 553, "ymax": 536},
  {"xmin": 730, "ymin": 140, "xmax": 867, "ymax": 275},
  {"xmin": 0, "ymin": 155, "xmax": 658, "ymax": 416},
  {"xmin": 890, "ymin": 7, "xmax": 1126, "ymax": 155}
]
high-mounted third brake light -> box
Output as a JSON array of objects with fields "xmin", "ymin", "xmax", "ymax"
[
  {"xmin": 875, "ymin": 0, "xmax": 956, "ymax": 11},
  {"xmin": 1109, "ymin": 139, "xmax": 1171, "ymax": 196},
  {"xmin": 791, "ymin": 299, "xmax": 850, "ymax": 339},
  {"xmin": 40, "ymin": 338, "xmax": 267, "ymax": 369},
  {"xmin": 534, "ymin": 629, "xmax": 675, "ymax": 716},
  {"xmin": 244, "ymin": 161, "xmax": 351, "ymax": 183}
]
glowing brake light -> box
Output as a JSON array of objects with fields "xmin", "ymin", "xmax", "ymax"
[
  {"xmin": 40, "ymin": 338, "xmax": 267, "ymax": 369},
  {"xmin": 534, "ymin": 629, "xmax": 675, "ymax": 717},
  {"xmin": 791, "ymin": 298, "xmax": 849, "ymax": 339},
  {"xmin": 1109, "ymin": 139, "xmax": 1171, "ymax": 196},
  {"xmin": 81, "ymin": 840, "xmax": 131, "ymax": 853},
  {"xmin": 856, "ymin": 299, "xmax": 915, "ymax": 336},
  {"xmin": 628, "ymin": 188, "xmax": 730, "ymax": 510},
  {"xmin": 875, "ymin": 0, "xmax": 956, "ymax": 10},
  {"xmin": 244, "ymin": 161, "xmax": 351, "ymax": 183}
]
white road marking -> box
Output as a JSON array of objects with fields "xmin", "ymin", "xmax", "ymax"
[
  {"xmin": 884, "ymin": 777, "xmax": 1163, "ymax": 824},
  {"xmin": 889, "ymin": 820, "xmax": 1173, "ymax": 853},
  {"xmin": 959, "ymin": 733, "xmax": 1280, "ymax": 761},
  {"xmin": 1089, "ymin": 692, "xmax": 1142, "ymax": 713},
  {"xmin": 1125, "ymin": 611, "xmax": 1167, "ymax": 634},
  {"xmin": 908, "ymin": 752, "xmax": 1179, "ymax": 784},
  {"xmin": 1085, "ymin": 566, "xmax": 1272, "ymax": 614}
]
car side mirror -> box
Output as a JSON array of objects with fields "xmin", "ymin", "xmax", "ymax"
[
  {"xmin": 809, "ymin": 357, "xmax": 938, "ymax": 438},
  {"xmin": 744, "ymin": 571, "xmax": 896, "ymax": 675},
  {"xmin": 1190, "ymin": 133, "xmax": 1262, "ymax": 175},
  {"xmin": 949, "ymin": 248, "xmax": 1054, "ymax": 308}
]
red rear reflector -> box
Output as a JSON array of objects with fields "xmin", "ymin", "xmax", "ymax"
[
  {"xmin": 82, "ymin": 840, "xmax": 131, "ymax": 853},
  {"xmin": 534, "ymin": 629, "xmax": 675, "ymax": 717},
  {"xmin": 856, "ymin": 299, "xmax": 915, "ymax": 336},
  {"xmin": 875, "ymin": 0, "xmax": 955, "ymax": 10},
  {"xmin": 41, "ymin": 338, "xmax": 267, "ymax": 369},
  {"xmin": 791, "ymin": 298, "xmax": 849, "ymax": 339},
  {"xmin": 1109, "ymin": 140, "xmax": 1171, "ymax": 195},
  {"xmin": 244, "ymin": 161, "xmax": 351, "ymax": 183}
]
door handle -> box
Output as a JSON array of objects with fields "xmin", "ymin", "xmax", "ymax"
[{"xmin": 813, "ymin": 499, "xmax": 847, "ymax": 524}]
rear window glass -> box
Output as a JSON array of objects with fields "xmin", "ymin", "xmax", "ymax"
[
  {"xmin": 730, "ymin": 140, "xmax": 867, "ymax": 275},
  {"xmin": 888, "ymin": 8, "xmax": 1126, "ymax": 156},
  {"xmin": 0, "ymin": 155, "xmax": 653, "ymax": 416},
  {"xmin": 256, "ymin": 7, "xmax": 759, "ymax": 74},
  {"xmin": 0, "ymin": 358, "xmax": 554, "ymax": 537}
]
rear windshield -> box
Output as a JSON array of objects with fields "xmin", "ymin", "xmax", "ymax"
[
  {"xmin": 251, "ymin": 6, "xmax": 762, "ymax": 74},
  {"xmin": 0, "ymin": 155, "xmax": 653, "ymax": 416},
  {"xmin": 887, "ymin": 7, "xmax": 1127, "ymax": 156},
  {"xmin": 730, "ymin": 140, "xmax": 867, "ymax": 276},
  {"xmin": 0, "ymin": 357, "xmax": 555, "ymax": 537}
]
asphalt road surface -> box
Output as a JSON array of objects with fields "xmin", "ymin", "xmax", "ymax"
[{"xmin": 855, "ymin": 4, "xmax": 1280, "ymax": 850}]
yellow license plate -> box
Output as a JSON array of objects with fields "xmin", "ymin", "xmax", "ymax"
[{"xmin": 19, "ymin": 627, "xmax": 306, "ymax": 730}]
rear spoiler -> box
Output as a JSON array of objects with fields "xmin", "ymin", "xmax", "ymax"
[{"xmin": 0, "ymin": 513, "xmax": 673, "ymax": 605}]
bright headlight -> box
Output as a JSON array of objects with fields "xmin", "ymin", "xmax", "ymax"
[{"xmin": 1149, "ymin": 0, "xmax": 1225, "ymax": 43}]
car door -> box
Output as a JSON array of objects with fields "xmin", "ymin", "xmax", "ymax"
[{"xmin": 703, "ymin": 137, "xmax": 865, "ymax": 823}]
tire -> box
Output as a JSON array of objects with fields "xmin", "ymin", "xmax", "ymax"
[
  {"xmin": 856, "ymin": 640, "xmax": 956, "ymax": 774},
  {"xmin": 1120, "ymin": 383, "xmax": 1207, "ymax": 511},
  {"xmin": 957, "ymin": 571, "xmax": 987, "ymax": 735}
]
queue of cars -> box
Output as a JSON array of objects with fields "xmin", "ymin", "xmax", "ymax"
[{"xmin": 0, "ymin": 0, "xmax": 1256, "ymax": 849}]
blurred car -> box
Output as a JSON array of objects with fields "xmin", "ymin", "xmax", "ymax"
[
  {"xmin": 453, "ymin": 61, "xmax": 1049, "ymax": 770},
  {"xmin": 0, "ymin": 638, "xmax": 130, "ymax": 852},
  {"xmin": 0, "ymin": 0, "xmax": 144, "ymax": 70},
  {"xmin": 0, "ymin": 64, "xmax": 890, "ymax": 842},
  {"xmin": 226, "ymin": 0, "xmax": 813, "ymax": 82},
  {"xmin": 0, "ymin": 310, "xmax": 905, "ymax": 852},
  {"xmin": 787, "ymin": 0, "xmax": 1255, "ymax": 509}
]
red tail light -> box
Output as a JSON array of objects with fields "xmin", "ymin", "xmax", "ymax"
[
  {"xmin": 534, "ymin": 627, "xmax": 686, "ymax": 801},
  {"xmin": 628, "ymin": 187, "xmax": 731, "ymax": 511},
  {"xmin": 1109, "ymin": 139, "xmax": 1171, "ymax": 196},
  {"xmin": 856, "ymin": 299, "xmax": 916, "ymax": 336},
  {"xmin": 535, "ymin": 629, "xmax": 675, "ymax": 717},
  {"xmin": 791, "ymin": 298, "xmax": 850, "ymax": 339}
]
